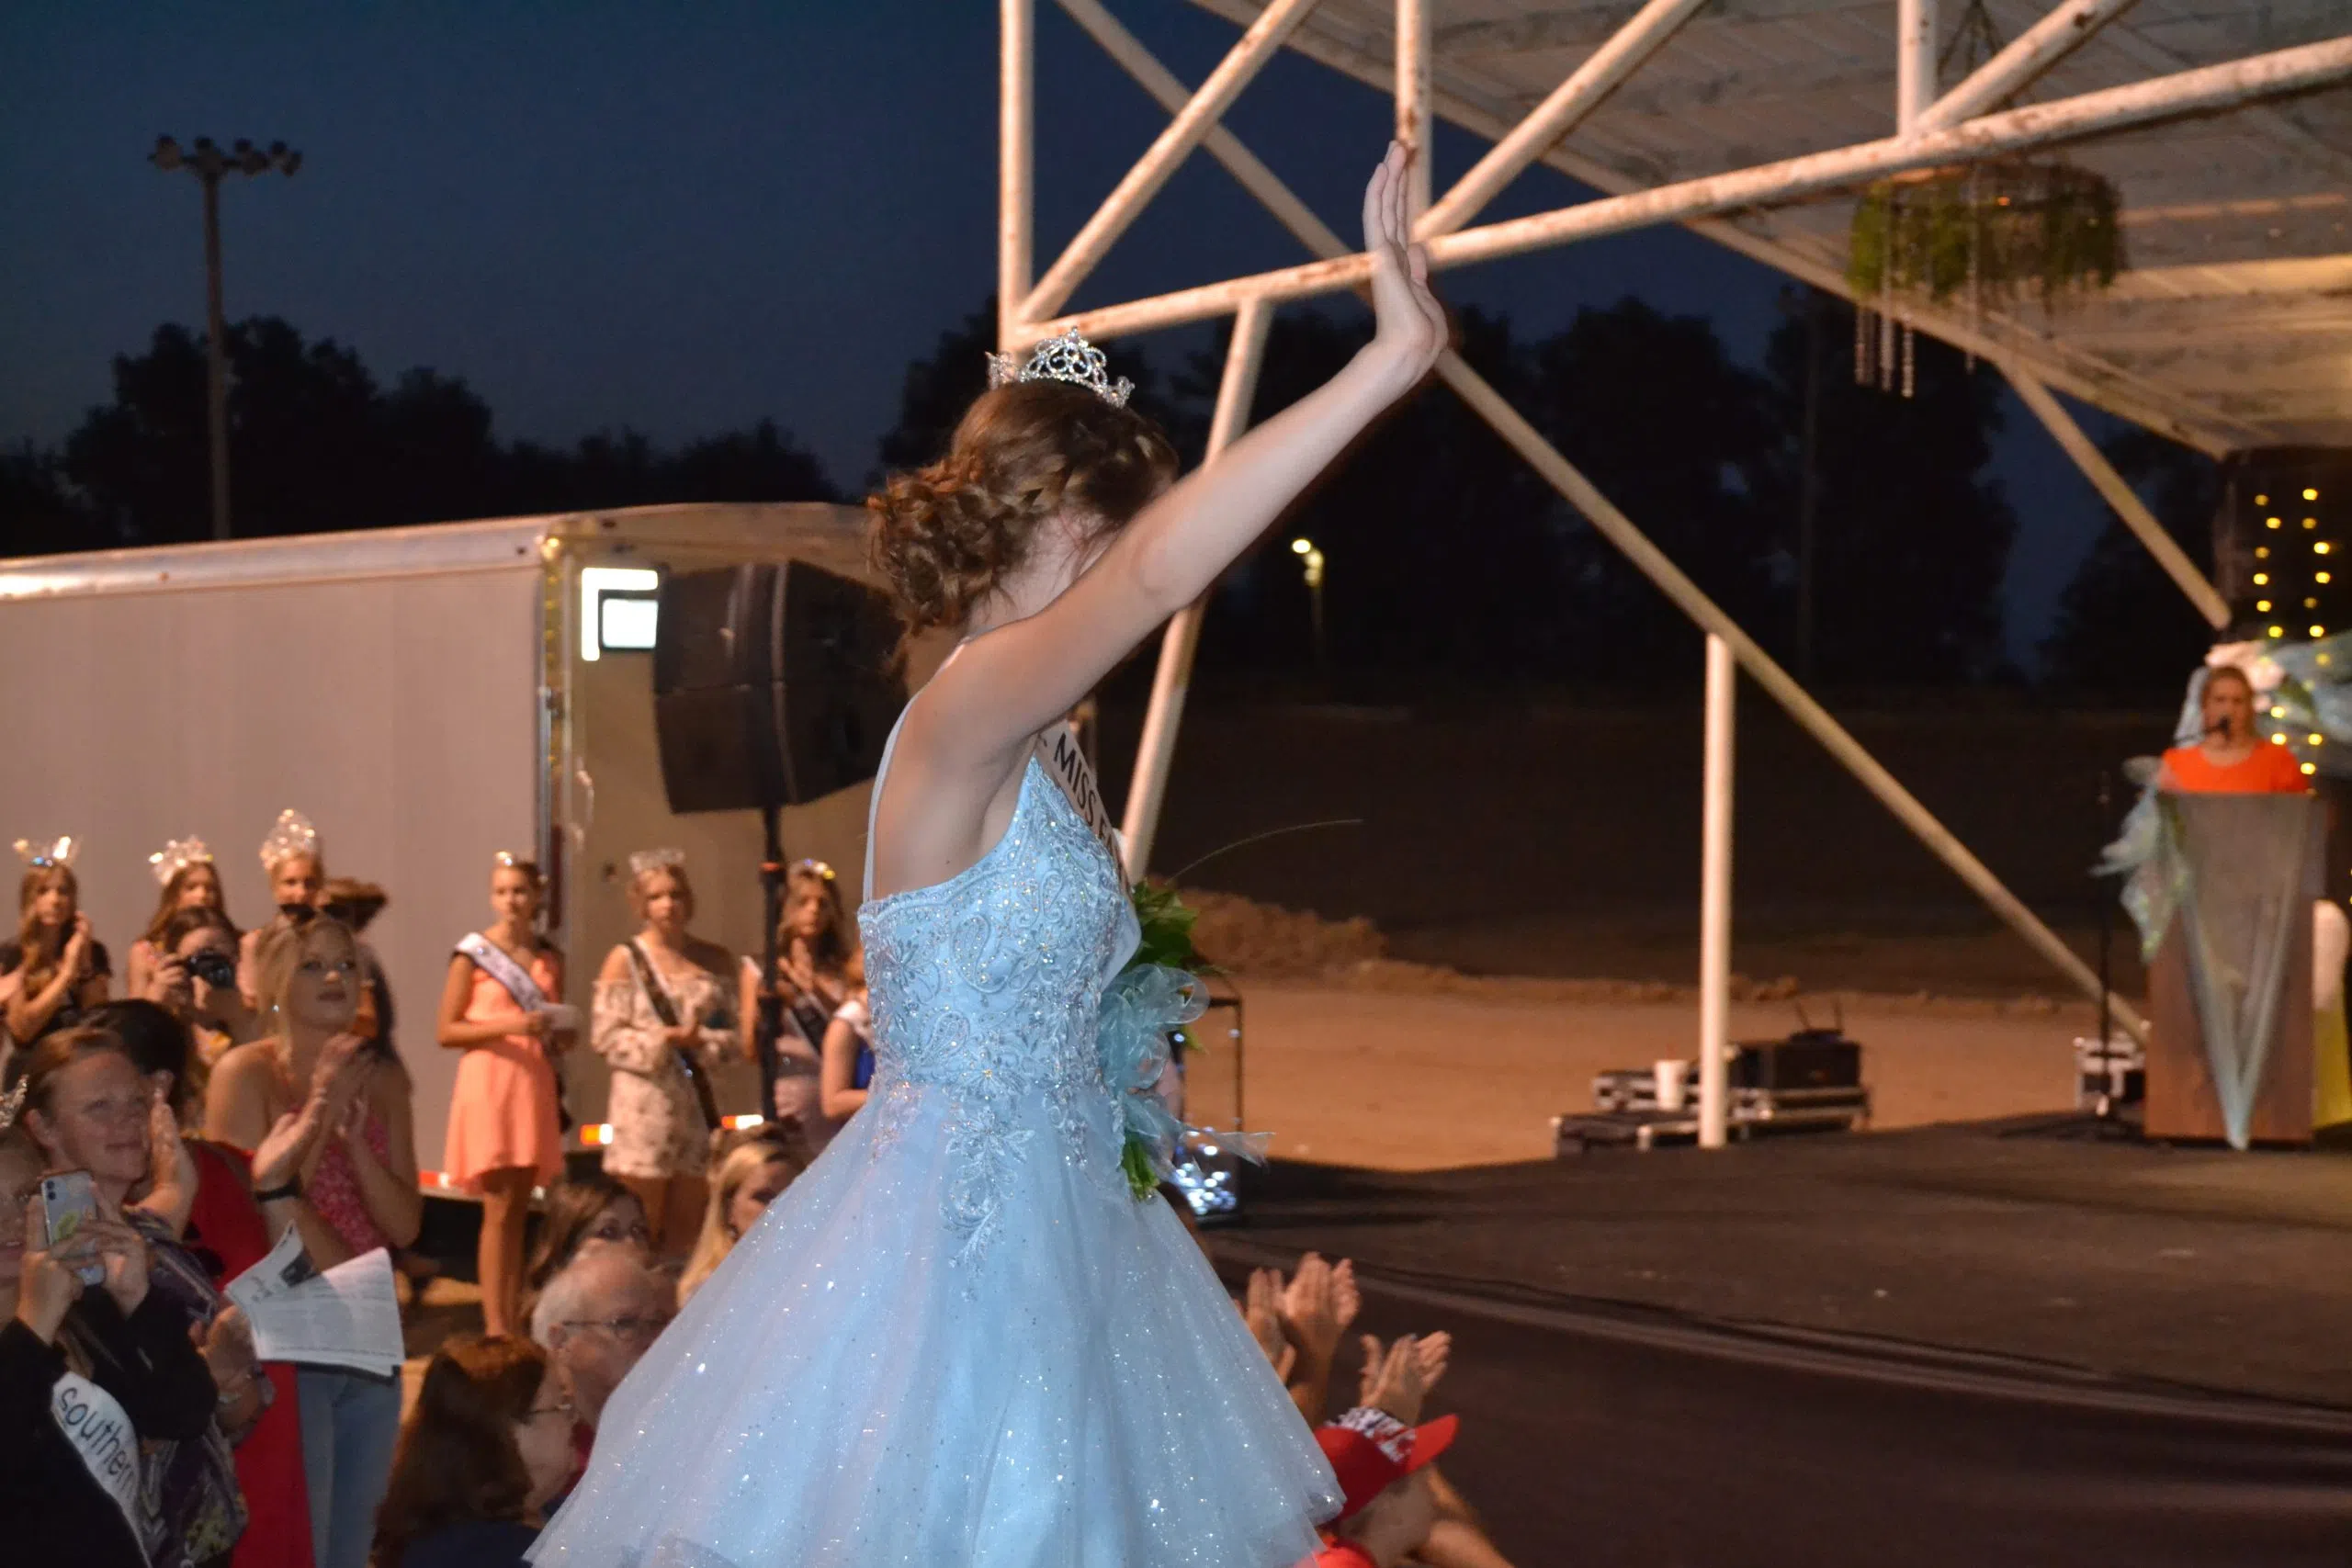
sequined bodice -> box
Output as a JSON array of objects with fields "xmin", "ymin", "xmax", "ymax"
[{"xmin": 857, "ymin": 753, "xmax": 1140, "ymax": 1262}]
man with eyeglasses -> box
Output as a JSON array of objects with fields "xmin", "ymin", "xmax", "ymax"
[{"xmin": 529, "ymin": 1248, "xmax": 673, "ymax": 1462}]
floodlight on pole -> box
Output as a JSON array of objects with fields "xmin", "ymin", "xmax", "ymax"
[{"xmin": 151, "ymin": 134, "xmax": 301, "ymax": 541}]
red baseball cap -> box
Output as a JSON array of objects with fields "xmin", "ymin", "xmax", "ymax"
[{"xmin": 1315, "ymin": 1406, "xmax": 1460, "ymax": 1521}]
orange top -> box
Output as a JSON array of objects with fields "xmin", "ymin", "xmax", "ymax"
[{"xmin": 2161, "ymin": 739, "xmax": 2310, "ymax": 795}]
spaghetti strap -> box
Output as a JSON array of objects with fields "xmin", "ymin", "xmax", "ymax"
[{"xmin": 862, "ymin": 702, "xmax": 915, "ymax": 905}]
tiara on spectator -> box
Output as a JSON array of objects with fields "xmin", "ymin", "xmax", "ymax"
[
  {"xmin": 14, "ymin": 836, "xmax": 77, "ymax": 870},
  {"xmin": 792, "ymin": 858, "xmax": 836, "ymax": 883},
  {"xmin": 494, "ymin": 851, "xmax": 523, "ymax": 868},
  {"xmin": 628, "ymin": 847, "xmax": 687, "ymax": 878},
  {"xmin": 986, "ymin": 328, "xmax": 1133, "ymax": 409},
  {"xmin": 259, "ymin": 808, "xmax": 319, "ymax": 870},
  {"xmin": 0, "ymin": 1079, "xmax": 23, "ymax": 1133},
  {"xmin": 151, "ymin": 836, "xmax": 214, "ymax": 885}
]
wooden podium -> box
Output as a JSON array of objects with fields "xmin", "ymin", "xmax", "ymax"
[{"xmin": 2145, "ymin": 794, "xmax": 2323, "ymax": 1145}]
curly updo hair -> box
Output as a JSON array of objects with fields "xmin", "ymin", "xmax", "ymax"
[{"xmin": 867, "ymin": 379, "xmax": 1179, "ymax": 635}]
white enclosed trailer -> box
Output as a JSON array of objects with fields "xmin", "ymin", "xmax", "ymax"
[{"xmin": 0, "ymin": 502, "xmax": 906, "ymax": 1169}]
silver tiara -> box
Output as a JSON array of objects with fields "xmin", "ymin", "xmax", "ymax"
[
  {"xmin": 259, "ymin": 808, "xmax": 319, "ymax": 870},
  {"xmin": 628, "ymin": 847, "xmax": 686, "ymax": 878},
  {"xmin": 986, "ymin": 328, "xmax": 1133, "ymax": 409},
  {"xmin": 15, "ymin": 836, "xmax": 76, "ymax": 870},
  {"xmin": 152, "ymin": 836, "xmax": 214, "ymax": 885}
]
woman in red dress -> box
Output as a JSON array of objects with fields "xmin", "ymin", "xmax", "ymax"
[{"xmin": 2159, "ymin": 666, "xmax": 2311, "ymax": 794}]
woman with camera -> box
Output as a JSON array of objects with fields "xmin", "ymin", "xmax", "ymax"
[
  {"xmin": 125, "ymin": 839, "xmax": 236, "ymax": 1002},
  {"xmin": 142, "ymin": 908, "xmax": 258, "ymax": 1070},
  {"xmin": 4, "ymin": 842, "xmax": 111, "ymax": 1051},
  {"xmin": 437, "ymin": 855, "xmax": 571, "ymax": 1338}
]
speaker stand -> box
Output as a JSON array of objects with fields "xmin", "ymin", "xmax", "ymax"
[{"xmin": 755, "ymin": 801, "xmax": 787, "ymax": 1127}]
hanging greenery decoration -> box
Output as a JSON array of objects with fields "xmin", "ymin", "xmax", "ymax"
[{"xmin": 1848, "ymin": 160, "xmax": 2125, "ymax": 309}]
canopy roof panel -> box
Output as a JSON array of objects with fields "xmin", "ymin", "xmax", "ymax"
[{"xmin": 1190, "ymin": 0, "xmax": 2352, "ymax": 451}]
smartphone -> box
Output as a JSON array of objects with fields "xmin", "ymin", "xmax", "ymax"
[{"xmin": 38, "ymin": 1170, "xmax": 107, "ymax": 1287}]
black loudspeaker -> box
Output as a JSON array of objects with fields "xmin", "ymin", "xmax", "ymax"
[{"xmin": 652, "ymin": 561, "xmax": 906, "ymax": 813}]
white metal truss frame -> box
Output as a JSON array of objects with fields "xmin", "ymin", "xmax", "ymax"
[{"xmin": 995, "ymin": 0, "xmax": 2352, "ymax": 1055}]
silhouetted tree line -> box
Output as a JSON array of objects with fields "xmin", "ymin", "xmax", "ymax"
[{"xmin": 5, "ymin": 293, "xmax": 2214, "ymax": 691}]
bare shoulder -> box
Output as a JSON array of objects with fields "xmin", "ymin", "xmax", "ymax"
[
  {"xmin": 210, "ymin": 1041, "xmax": 273, "ymax": 1097},
  {"xmin": 597, "ymin": 944, "xmax": 635, "ymax": 985}
]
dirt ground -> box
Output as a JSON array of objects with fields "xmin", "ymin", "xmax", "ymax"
[{"xmin": 1186, "ymin": 980, "xmax": 2093, "ymax": 1169}]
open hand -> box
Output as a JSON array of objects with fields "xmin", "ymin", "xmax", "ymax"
[
  {"xmin": 252, "ymin": 1107, "xmax": 321, "ymax": 1192},
  {"xmin": 1280, "ymin": 1253, "xmax": 1347, "ymax": 1363},
  {"xmin": 1358, "ymin": 1332, "xmax": 1430, "ymax": 1426},
  {"xmin": 1243, "ymin": 1267, "xmax": 1289, "ymax": 1370},
  {"xmin": 1360, "ymin": 141, "xmax": 1446, "ymax": 395}
]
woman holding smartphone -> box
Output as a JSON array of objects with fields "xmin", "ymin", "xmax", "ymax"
[{"xmin": 436, "ymin": 854, "xmax": 572, "ymax": 1338}]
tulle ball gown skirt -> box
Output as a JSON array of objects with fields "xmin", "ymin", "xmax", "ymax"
[{"xmin": 527, "ymin": 1078, "xmax": 1340, "ymax": 1568}]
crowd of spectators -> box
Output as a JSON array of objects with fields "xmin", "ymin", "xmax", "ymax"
[{"xmin": 1, "ymin": 821, "xmax": 1504, "ymax": 1568}]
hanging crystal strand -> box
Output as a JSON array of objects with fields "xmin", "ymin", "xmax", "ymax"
[
  {"xmin": 1901, "ymin": 321, "xmax": 1917, "ymax": 399},
  {"xmin": 1855, "ymin": 301, "xmax": 1872, "ymax": 386},
  {"xmin": 1878, "ymin": 276, "xmax": 1896, "ymax": 392}
]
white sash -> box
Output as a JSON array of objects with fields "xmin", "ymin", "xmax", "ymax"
[
  {"xmin": 51, "ymin": 1370, "xmax": 155, "ymax": 1565},
  {"xmin": 1035, "ymin": 724, "xmax": 1128, "ymax": 889},
  {"xmin": 457, "ymin": 932, "xmax": 549, "ymax": 1014}
]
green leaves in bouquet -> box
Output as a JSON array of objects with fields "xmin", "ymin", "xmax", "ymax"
[{"xmin": 1128, "ymin": 879, "xmax": 1211, "ymax": 975}]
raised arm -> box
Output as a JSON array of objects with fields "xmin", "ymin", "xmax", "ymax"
[{"xmin": 925, "ymin": 144, "xmax": 1442, "ymax": 764}]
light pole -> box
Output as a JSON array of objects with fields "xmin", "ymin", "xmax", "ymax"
[
  {"xmin": 150, "ymin": 135, "xmax": 300, "ymax": 541},
  {"xmin": 1290, "ymin": 536, "xmax": 1327, "ymax": 672}
]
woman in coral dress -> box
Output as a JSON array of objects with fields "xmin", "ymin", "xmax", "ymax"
[{"xmin": 437, "ymin": 854, "xmax": 572, "ymax": 1337}]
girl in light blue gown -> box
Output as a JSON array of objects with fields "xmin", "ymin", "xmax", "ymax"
[{"xmin": 530, "ymin": 143, "xmax": 1447, "ymax": 1568}]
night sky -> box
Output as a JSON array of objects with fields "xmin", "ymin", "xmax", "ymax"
[{"xmin": 1, "ymin": 2, "xmax": 2114, "ymax": 665}]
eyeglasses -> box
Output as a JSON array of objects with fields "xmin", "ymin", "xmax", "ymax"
[{"xmin": 561, "ymin": 1314, "xmax": 667, "ymax": 1342}]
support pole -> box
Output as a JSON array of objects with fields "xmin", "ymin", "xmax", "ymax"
[
  {"xmin": 1917, "ymin": 0, "xmax": 2142, "ymax": 132},
  {"xmin": 2008, "ymin": 369, "xmax": 2231, "ymax": 628},
  {"xmin": 999, "ymin": 0, "xmax": 1035, "ymax": 351},
  {"xmin": 1018, "ymin": 0, "xmax": 1322, "ymax": 324},
  {"xmin": 201, "ymin": 174, "xmax": 230, "ymax": 541},
  {"xmin": 1897, "ymin": 0, "xmax": 1939, "ymax": 134},
  {"xmin": 1418, "ymin": 0, "xmax": 1707, "ymax": 238},
  {"xmin": 1019, "ymin": 34, "xmax": 2352, "ymax": 346},
  {"xmin": 1699, "ymin": 636, "xmax": 1735, "ymax": 1149},
  {"xmin": 1121, "ymin": 299, "xmax": 1272, "ymax": 881},
  {"xmin": 1434, "ymin": 349, "xmax": 2147, "ymax": 1040},
  {"xmin": 1395, "ymin": 0, "xmax": 1431, "ymax": 218}
]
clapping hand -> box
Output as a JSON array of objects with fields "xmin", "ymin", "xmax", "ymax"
[
  {"xmin": 1358, "ymin": 1330, "xmax": 1451, "ymax": 1414},
  {"xmin": 1360, "ymin": 141, "xmax": 1447, "ymax": 398},
  {"xmin": 1279, "ymin": 1253, "xmax": 1360, "ymax": 1367},
  {"xmin": 1357, "ymin": 1332, "xmax": 1434, "ymax": 1427},
  {"xmin": 81, "ymin": 1211, "xmax": 153, "ymax": 1317},
  {"xmin": 1242, "ymin": 1268, "xmax": 1295, "ymax": 1381}
]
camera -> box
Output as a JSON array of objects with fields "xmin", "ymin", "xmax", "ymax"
[{"xmin": 186, "ymin": 948, "xmax": 238, "ymax": 989}]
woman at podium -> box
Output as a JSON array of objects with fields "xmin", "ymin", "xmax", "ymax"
[{"xmin": 2159, "ymin": 666, "xmax": 2310, "ymax": 794}]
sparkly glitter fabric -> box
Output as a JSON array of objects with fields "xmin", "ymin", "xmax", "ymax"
[{"xmin": 530, "ymin": 735, "xmax": 1340, "ymax": 1568}]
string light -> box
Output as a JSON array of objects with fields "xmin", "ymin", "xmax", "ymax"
[
  {"xmin": 2268, "ymin": 517, "xmax": 2284, "ymax": 529},
  {"xmin": 2256, "ymin": 572, "xmax": 2271, "ymax": 585},
  {"xmin": 2312, "ymin": 734, "xmax": 2325, "ymax": 746},
  {"xmin": 2307, "ymin": 518, "xmax": 2320, "ymax": 530},
  {"xmin": 2321, "ymin": 572, "xmax": 2334, "ymax": 584},
  {"xmin": 2318, "ymin": 542, "xmax": 2334, "ymax": 555},
  {"xmin": 2256, "ymin": 493, "xmax": 2270, "ymax": 505},
  {"xmin": 2304, "ymin": 761, "xmax": 2319, "ymax": 775},
  {"xmin": 2275, "ymin": 731, "xmax": 2290, "ymax": 744},
  {"xmin": 2309, "ymin": 598, "xmax": 2322, "ymax": 609},
  {"xmin": 2257, "ymin": 547, "xmax": 2271, "ymax": 559},
  {"xmin": 2271, "ymin": 626, "xmax": 2286, "ymax": 637},
  {"xmin": 2258, "ymin": 600, "xmax": 2273, "ymax": 611},
  {"xmin": 2272, "ymin": 705, "xmax": 2289, "ymax": 718},
  {"xmin": 2307, "ymin": 488, "xmax": 2322, "ymax": 501},
  {"xmin": 2314, "ymin": 625, "xmax": 2328, "ymax": 637}
]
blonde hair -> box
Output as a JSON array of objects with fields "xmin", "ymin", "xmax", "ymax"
[
  {"xmin": 253, "ymin": 916, "xmax": 360, "ymax": 1026},
  {"xmin": 677, "ymin": 1138, "xmax": 805, "ymax": 1305},
  {"xmin": 627, "ymin": 864, "xmax": 695, "ymax": 925}
]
